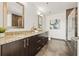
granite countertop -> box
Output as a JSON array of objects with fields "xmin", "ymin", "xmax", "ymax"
[{"xmin": 0, "ymin": 30, "xmax": 47, "ymax": 45}]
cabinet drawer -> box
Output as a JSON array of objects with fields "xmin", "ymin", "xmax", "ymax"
[
  {"xmin": 29, "ymin": 45, "xmax": 42, "ymax": 56},
  {"xmin": 28, "ymin": 33, "xmax": 48, "ymax": 56},
  {"xmin": 36, "ymin": 39, "xmax": 42, "ymax": 44},
  {"xmin": 29, "ymin": 37, "xmax": 41, "ymax": 45},
  {"xmin": 29, "ymin": 36, "xmax": 38, "ymax": 42}
]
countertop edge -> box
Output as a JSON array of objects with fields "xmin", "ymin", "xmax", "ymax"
[{"xmin": 0, "ymin": 31, "xmax": 48, "ymax": 45}]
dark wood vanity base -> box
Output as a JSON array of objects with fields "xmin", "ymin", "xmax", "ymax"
[{"xmin": 0, "ymin": 32, "xmax": 48, "ymax": 56}]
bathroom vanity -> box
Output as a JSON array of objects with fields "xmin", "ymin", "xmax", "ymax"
[
  {"xmin": 0, "ymin": 31, "xmax": 48, "ymax": 56},
  {"xmin": 0, "ymin": 2, "xmax": 48, "ymax": 56}
]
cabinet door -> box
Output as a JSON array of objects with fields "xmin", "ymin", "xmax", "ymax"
[
  {"xmin": 23, "ymin": 39, "xmax": 28, "ymax": 56},
  {"xmin": 28, "ymin": 36, "xmax": 38, "ymax": 56},
  {"xmin": 38, "ymin": 32, "xmax": 48, "ymax": 46},
  {"xmin": 0, "ymin": 46, "xmax": 1, "ymax": 56},
  {"xmin": 2, "ymin": 39, "xmax": 25, "ymax": 56},
  {"xmin": 28, "ymin": 32, "xmax": 48, "ymax": 56},
  {"xmin": 28, "ymin": 36, "xmax": 35, "ymax": 56},
  {"xmin": 28, "ymin": 35, "xmax": 43, "ymax": 56},
  {"xmin": 41, "ymin": 37, "xmax": 48, "ymax": 46}
]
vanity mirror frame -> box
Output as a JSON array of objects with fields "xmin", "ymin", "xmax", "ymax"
[
  {"xmin": 3, "ymin": 2, "xmax": 24, "ymax": 29},
  {"xmin": 38, "ymin": 15, "xmax": 43, "ymax": 29}
]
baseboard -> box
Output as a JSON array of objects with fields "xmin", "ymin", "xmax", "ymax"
[{"xmin": 50, "ymin": 37, "xmax": 66, "ymax": 42}]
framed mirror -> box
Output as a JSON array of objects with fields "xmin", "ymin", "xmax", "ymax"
[
  {"xmin": 3, "ymin": 2, "xmax": 24, "ymax": 31},
  {"xmin": 38, "ymin": 15, "xmax": 43, "ymax": 29}
]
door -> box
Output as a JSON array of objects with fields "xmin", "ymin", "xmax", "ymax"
[{"xmin": 67, "ymin": 8, "xmax": 77, "ymax": 40}]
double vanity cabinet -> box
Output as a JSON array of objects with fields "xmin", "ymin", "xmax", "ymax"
[{"xmin": 0, "ymin": 32, "xmax": 48, "ymax": 56}]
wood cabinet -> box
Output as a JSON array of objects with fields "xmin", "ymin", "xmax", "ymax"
[
  {"xmin": 2, "ymin": 39, "xmax": 26, "ymax": 56},
  {"xmin": 28, "ymin": 32, "xmax": 48, "ymax": 56},
  {"xmin": 28, "ymin": 35, "xmax": 40, "ymax": 56},
  {"xmin": 0, "ymin": 32, "xmax": 48, "ymax": 56}
]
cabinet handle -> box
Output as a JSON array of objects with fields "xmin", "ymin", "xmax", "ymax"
[
  {"xmin": 27, "ymin": 38, "xmax": 29, "ymax": 46},
  {"xmin": 37, "ymin": 40, "xmax": 41, "ymax": 43},
  {"xmin": 24, "ymin": 40, "xmax": 26, "ymax": 48}
]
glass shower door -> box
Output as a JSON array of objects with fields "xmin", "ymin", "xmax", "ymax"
[
  {"xmin": 67, "ymin": 9, "xmax": 76, "ymax": 40},
  {"xmin": 66, "ymin": 8, "xmax": 77, "ymax": 56}
]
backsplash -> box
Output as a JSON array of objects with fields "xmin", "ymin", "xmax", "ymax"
[{"xmin": 5, "ymin": 31, "xmax": 31, "ymax": 36}]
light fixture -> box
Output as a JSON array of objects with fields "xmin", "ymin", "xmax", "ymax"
[{"xmin": 37, "ymin": 11, "xmax": 41, "ymax": 15}]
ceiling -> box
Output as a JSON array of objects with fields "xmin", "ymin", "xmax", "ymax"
[
  {"xmin": 32, "ymin": 2, "xmax": 77, "ymax": 15},
  {"xmin": 21, "ymin": 2, "xmax": 77, "ymax": 15}
]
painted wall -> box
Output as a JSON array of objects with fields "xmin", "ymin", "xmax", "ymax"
[
  {"xmin": 78, "ymin": 3, "xmax": 79, "ymax": 37},
  {"xmin": 0, "ymin": 2, "xmax": 47, "ymax": 32},
  {"xmin": 77, "ymin": 2, "xmax": 79, "ymax": 56},
  {"xmin": 47, "ymin": 12, "xmax": 66, "ymax": 40},
  {"xmin": 8, "ymin": 2, "xmax": 23, "ymax": 16},
  {"xmin": 6, "ymin": 3, "xmax": 39, "ymax": 32},
  {"xmin": 0, "ymin": 3, "xmax": 3, "ymax": 27},
  {"xmin": 24, "ymin": 3, "xmax": 38, "ymax": 31},
  {"xmin": 7, "ymin": 12, "xmax": 12, "ymax": 28}
]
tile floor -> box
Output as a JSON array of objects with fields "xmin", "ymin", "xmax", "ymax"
[{"xmin": 36, "ymin": 39, "xmax": 74, "ymax": 56}]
